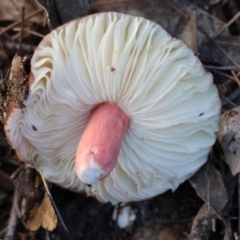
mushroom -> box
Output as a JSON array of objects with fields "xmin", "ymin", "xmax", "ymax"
[
  {"xmin": 4, "ymin": 12, "xmax": 221, "ymax": 204},
  {"xmin": 112, "ymin": 204, "xmax": 136, "ymax": 229}
]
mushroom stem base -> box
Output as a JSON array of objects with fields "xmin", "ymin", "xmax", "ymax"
[{"xmin": 75, "ymin": 102, "xmax": 130, "ymax": 185}]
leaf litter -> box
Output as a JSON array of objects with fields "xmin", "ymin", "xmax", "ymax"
[{"xmin": 1, "ymin": 0, "xmax": 240, "ymax": 239}]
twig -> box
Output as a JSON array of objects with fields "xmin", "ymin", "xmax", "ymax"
[
  {"xmin": 0, "ymin": 9, "xmax": 44, "ymax": 36},
  {"xmin": 213, "ymin": 10, "xmax": 240, "ymax": 38}
]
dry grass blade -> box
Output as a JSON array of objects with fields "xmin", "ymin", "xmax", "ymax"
[
  {"xmin": 214, "ymin": 43, "xmax": 240, "ymax": 72},
  {"xmin": 214, "ymin": 70, "xmax": 237, "ymax": 81},
  {"xmin": 13, "ymin": 28, "xmax": 45, "ymax": 38},
  {"xmin": 163, "ymin": 0, "xmax": 188, "ymax": 19},
  {"xmin": 0, "ymin": 9, "xmax": 44, "ymax": 36},
  {"xmin": 231, "ymin": 70, "xmax": 240, "ymax": 87},
  {"xmin": 213, "ymin": 10, "xmax": 240, "ymax": 38}
]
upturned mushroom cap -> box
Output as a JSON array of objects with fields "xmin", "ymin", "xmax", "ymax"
[{"xmin": 4, "ymin": 12, "xmax": 221, "ymax": 204}]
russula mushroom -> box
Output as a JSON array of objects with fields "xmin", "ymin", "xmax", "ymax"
[{"xmin": 4, "ymin": 12, "xmax": 221, "ymax": 204}]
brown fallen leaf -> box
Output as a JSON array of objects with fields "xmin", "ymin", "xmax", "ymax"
[
  {"xmin": 190, "ymin": 161, "xmax": 228, "ymax": 219},
  {"xmin": 26, "ymin": 192, "xmax": 57, "ymax": 231},
  {"xmin": 0, "ymin": 53, "xmax": 30, "ymax": 124},
  {"xmin": 14, "ymin": 167, "xmax": 58, "ymax": 232},
  {"xmin": 190, "ymin": 204, "xmax": 218, "ymax": 240},
  {"xmin": 0, "ymin": 0, "xmax": 46, "ymax": 24},
  {"xmin": 181, "ymin": 12, "xmax": 197, "ymax": 53},
  {"xmin": 217, "ymin": 107, "xmax": 240, "ymax": 175}
]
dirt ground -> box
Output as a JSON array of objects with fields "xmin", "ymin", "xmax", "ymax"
[{"xmin": 1, "ymin": 0, "xmax": 240, "ymax": 239}]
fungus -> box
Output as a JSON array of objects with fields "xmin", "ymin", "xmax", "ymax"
[
  {"xmin": 112, "ymin": 204, "xmax": 136, "ymax": 229},
  {"xmin": 4, "ymin": 12, "xmax": 221, "ymax": 204}
]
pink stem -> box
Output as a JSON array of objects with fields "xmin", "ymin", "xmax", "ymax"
[{"xmin": 75, "ymin": 102, "xmax": 130, "ymax": 185}]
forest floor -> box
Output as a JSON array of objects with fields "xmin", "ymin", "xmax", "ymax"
[{"xmin": 1, "ymin": 0, "xmax": 240, "ymax": 239}]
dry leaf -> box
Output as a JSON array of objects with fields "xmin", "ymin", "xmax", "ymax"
[
  {"xmin": 190, "ymin": 204, "xmax": 218, "ymax": 240},
  {"xmin": 0, "ymin": 54, "xmax": 30, "ymax": 123},
  {"xmin": 217, "ymin": 107, "xmax": 240, "ymax": 175},
  {"xmin": 0, "ymin": 0, "xmax": 46, "ymax": 24},
  {"xmin": 15, "ymin": 167, "xmax": 58, "ymax": 232},
  {"xmin": 26, "ymin": 192, "xmax": 57, "ymax": 231},
  {"xmin": 181, "ymin": 12, "xmax": 197, "ymax": 52},
  {"xmin": 190, "ymin": 161, "xmax": 228, "ymax": 219}
]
